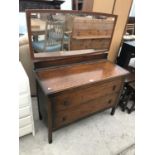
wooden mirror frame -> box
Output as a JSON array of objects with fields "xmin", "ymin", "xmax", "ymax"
[{"xmin": 26, "ymin": 9, "xmax": 117, "ymax": 64}]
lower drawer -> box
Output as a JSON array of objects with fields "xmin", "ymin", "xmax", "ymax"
[
  {"xmin": 19, "ymin": 116, "xmax": 32, "ymax": 128},
  {"xmin": 55, "ymin": 93, "xmax": 118, "ymax": 129},
  {"xmin": 19, "ymin": 106, "xmax": 31, "ymax": 118},
  {"xmin": 19, "ymin": 124, "xmax": 32, "ymax": 137}
]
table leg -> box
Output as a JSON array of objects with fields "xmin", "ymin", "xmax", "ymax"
[
  {"xmin": 36, "ymin": 81, "xmax": 42, "ymax": 120},
  {"xmin": 111, "ymin": 79, "xmax": 125, "ymax": 116},
  {"xmin": 47, "ymin": 98, "xmax": 52, "ymax": 144},
  {"xmin": 111, "ymin": 107, "xmax": 116, "ymax": 115}
]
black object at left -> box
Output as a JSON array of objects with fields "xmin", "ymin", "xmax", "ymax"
[
  {"xmin": 117, "ymin": 41, "xmax": 135, "ymax": 69},
  {"xmin": 19, "ymin": 0, "xmax": 64, "ymax": 12}
]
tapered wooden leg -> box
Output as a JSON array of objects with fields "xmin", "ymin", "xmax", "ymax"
[
  {"xmin": 37, "ymin": 95, "xmax": 42, "ymax": 120},
  {"xmin": 39, "ymin": 112, "xmax": 42, "ymax": 120},
  {"xmin": 48, "ymin": 130, "xmax": 52, "ymax": 144},
  {"xmin": 47, "ymin": 98, "xmax": 52, "ymax": 144},
  {"xmin": 36, "ymin": 80, "xmax": 42, "ymax": 120},
  {"xmin": 111, "ymin": 107, "xmax": 116, "ymax": 115},
  {"xmin": 111, "ymin": 79, "xmax": 125, "ymax": 116}
]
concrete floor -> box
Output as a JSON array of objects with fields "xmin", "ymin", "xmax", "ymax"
[{"xmin": 19, "ymin": 98, "xmax": 135, "ymax": 155}]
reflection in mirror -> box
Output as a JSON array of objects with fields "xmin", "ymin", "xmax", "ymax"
[{"xmin": 27, "ymin": 10, "xmax": 117, "ymax": 59}]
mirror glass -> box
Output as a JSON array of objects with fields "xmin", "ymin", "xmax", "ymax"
[{"xmin": 26, "ymin": 10, "xmax": 117, "ymax": 59}]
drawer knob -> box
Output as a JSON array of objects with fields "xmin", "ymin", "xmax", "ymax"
[
  {"xmin": 62, "ymin": 116, "xmax": 66, "ymax": 122},
  {"xmin": 112, "ymin": 85, "xmax": 116, "ymax": 91},
  {"xmin": 108, "ymin": 99, "xmax": 112, "ymax": 104},
  {"xmin": 63, "ymin": 101, "xmax": 70, "ymax": 106}
]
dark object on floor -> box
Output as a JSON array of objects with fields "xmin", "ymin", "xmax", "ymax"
[
  {"xmin": 117, "ymin": 41, "xmax": 135, "ymax": 69},
  {"xmin": 119, "ymin": 71, "xmax": 135, "ymax": 114},
  {"xmin": 117, "ymin": 40, "xmax": 135, "ymax": 114}
]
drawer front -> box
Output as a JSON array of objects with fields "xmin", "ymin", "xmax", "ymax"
[
  {"xmin": 19, "ymin": 124, "xmax": 32, "ymax": 137},
  {"xmin": 19, "ymin": 93, "xmax": 30, "ymax": 108},
  {"xmin": 19, "ymin": 116, "xmax": 32, "ymax": 128},
  {"xmin": 55, "ymin": 93, "xmax": 118, "ymax": 129},
  {"xmin": 19, "ymin": 106, "xmax": 31, "ymax": 118},
  {"xmin": 54, "ymin": 78, "xmax": 122, "ymax": 112}
]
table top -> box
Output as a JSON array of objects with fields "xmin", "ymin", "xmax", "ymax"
[{"xmin": 35, "ymin": 60, "xmax": 129, "ymax": 95}]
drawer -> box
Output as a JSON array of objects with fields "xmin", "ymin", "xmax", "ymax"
[
  {"xmin": 19, "ymin": 93, "xmax": 30, "ymax": 108},
  {"xmin": 55, "ymin": 93, "xmax": 118, "ymax": 129},
  {"xmin": 19, "ymin": 124, "xmax": 32, "ymax": 137},
  {"xmin": 19, "ymin": 106, "xmax": 31, "ymax": 118},
  {"xmin": 19, "ymin": 116, "xmax": 32, "ymax": 128},
  {"xmin": 54, "ymin": 78, "xmax": 122, "ymax": 112}
]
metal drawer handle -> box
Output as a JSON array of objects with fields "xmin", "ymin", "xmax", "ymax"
[
  {"xmin": 112, "ymin": 85, "xmax": 116, "ymax": 91},
  {"xmin": 63, "ymin": 101, "xmax": 70, "ymax": 106}
]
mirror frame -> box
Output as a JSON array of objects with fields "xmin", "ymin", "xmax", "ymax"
[{"xmin": 26, "ymin": 9, "xmax": 117, "ymax": 61}]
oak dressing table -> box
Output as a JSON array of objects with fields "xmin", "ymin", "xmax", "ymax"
[{"xmin": 26, "ymin": 9, "xmax": 129, "ymax": 143}]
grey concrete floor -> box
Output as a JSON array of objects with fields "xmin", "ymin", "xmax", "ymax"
[{"xmin": 19, "ymin": 97, "xmax": 135, "ymax": 155}]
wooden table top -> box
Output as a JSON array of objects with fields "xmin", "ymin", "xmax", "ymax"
[{"xmin": 35, "ymin": 60, "xmax": 129, "ymax": 95}]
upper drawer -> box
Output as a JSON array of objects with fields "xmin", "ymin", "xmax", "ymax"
[{"xmin": 54, "ymin": 78, "xmax": 122, "ymax": 112}]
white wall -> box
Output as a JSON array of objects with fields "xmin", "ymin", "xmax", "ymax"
[
  {"xmin": 61, "ymin": 0, "xmax": 72, "ymax": 10},
  {"xmin": 130, "ymin": 0, "xmax": 135, "ymax": 16},
  {"xmin": 19, "ymin": 13, "xmax": 27, "ymax": 35}
]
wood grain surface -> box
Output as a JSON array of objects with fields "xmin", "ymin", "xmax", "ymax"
[{"xmin": 35, "ymin": 60, "xmax": 129, "ymax": 95}]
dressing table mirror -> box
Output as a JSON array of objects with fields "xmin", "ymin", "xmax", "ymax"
[
  {"xmin": 26, "ymin": 10, "xmax": 129, "ymax": 144},
  {"xmin": 26, "ymin": 9, "xmax": 117, "ymax": 65}
]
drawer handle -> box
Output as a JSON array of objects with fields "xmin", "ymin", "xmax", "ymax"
[
  {"xmin": 112, "ymin": 85, "xmax": 116, "ymax": 91},
  {"xmin": 63, "ymin": 101, "xmax": 70, "ymax": 106},
  {"xmin": 62, "ymin": 116, "xmax": 66, "ymax": 122},
  {"xmin": 108, "ymin": 99, "xmax": 112, "ymax": 104}
]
